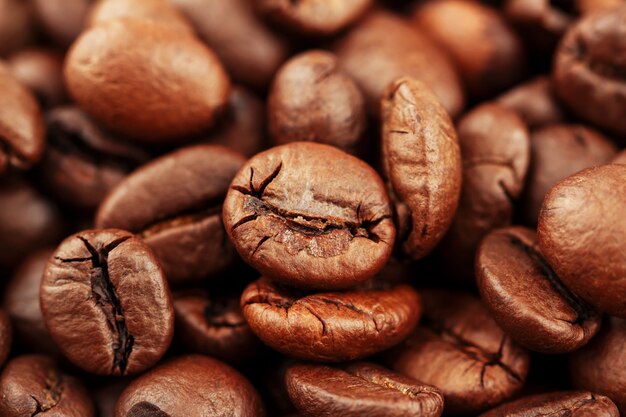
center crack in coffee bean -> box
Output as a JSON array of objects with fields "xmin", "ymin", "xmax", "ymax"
[
  {"xmin": 126, "ymin": 401, "xmax": 171, "ymax": 417},
  {"xmin": 203, "ymin": 300, "xmax": 247, "ymax": 328},
  {"xmin": 30, "ymin": 370, "xmax": 63, "ymax": 416}
]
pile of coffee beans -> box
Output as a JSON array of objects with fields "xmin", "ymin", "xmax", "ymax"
[{"xmin": 0, "ymin": 0, "xmax": 625, "ymax": 415}]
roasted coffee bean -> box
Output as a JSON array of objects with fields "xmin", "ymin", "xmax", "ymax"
[
  {"xmin": 285, "ymin": 362, "xmax": 444, "ymax": 417},
  {"xmin": 538, "ymin": 164, "xmax": 626, "ymax": 317},
  {"xmin": 32, "ymin": 0, "xmax": 90, "ymax": 48},
  {"xmin": 171, "ymin": 0, "xmax": 290, "ymax": 89},
  {"xmin": 381, "ymin": 77, "xmax": 462, "ymax": 260},
  {"xmin": 65, "ymin": 18, "xmax": 231, "ymax": 144},
  {"xmin": 254, "ymin": 0, "xmax": 372, "ymax": 36},
  {"xmin": 96, "ymin": 145, "xmax": 245, "ymax": 284},
  {"xmin": 39, "ymin": 106, "xmax": 150, "ymax": 210},
  {"xmin": 241, "ymin": 277, "xmax": 421, "ymax": 361},
  {"xmin": 436, "ymin": 103, "xmax": 529, "ymax": 279},
  {"xmin": 496, "ymin": 76, "xmax": 566, "ymax": 129},
  {"xmin": 268, "ymin": 50, "xmax": 366, "ymax": 151},
  {"xmin": 479, "ymin": 391, "xmax": 620, "ymax": 417},
  {"xmin": 476, "ymin": 226, "xmax": 601, "ymax": 353},
  {"xmin": 0, "ymin": 355, "xmax": 95, "ymax": 417},
  {"xmin": 412, "ymin": 0, "xmax": 525, "ymax": 98},
  {"xmin": 88, "ymin": 0, "xmax": 193, "ymax": 33},
  {"xmin": 389, "ymin": 290, "xmax": 530, "ymax": 415},
  {"xmin": 173, "ymin": 289, "xmax": 261, "ymax": 363},
  {"xmin": 223, "ymin": 142, "xmax": 395, "ymax": 290},
  {"xmin": 333, "ymin": 10, "xmax": 464, "ymax": 117},
  {"xmin": 0, "ymin": 309, "xmax": 11, "ymax": 367},
  {"xmin": 40, "ymin": 229, "xmax": 174, "ymax": 375},
  {"xmin": 522, "ymin": 124, "xmax": 616, "ymax": 225},
  {"xmin": 613, "ymin": 149, "xmax": 626, "ymax": 164},
  {"xmin": 570, "ymin": 317, "xmax": 626, "ymax": 414},
  {"xmin": 0, "ymin": 63, "xmax": 45, "ymax": 175},
  {"xmin": 0, "ymin": 0, "xmax": 35, "ymax": 57},
  {"xmin": 553, "ymin": 5, "xmax": 626, "ymax": 135},
  {"xmin": 7, "ymin": 48, "xmax": 66, "ymax": 108},
  {"xmin": 114, "ymin": 355, "xmax": 266, "ymax": 416}
]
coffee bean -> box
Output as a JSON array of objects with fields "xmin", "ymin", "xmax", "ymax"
[
  {"xmin": 223, "ymin": 142, "xmax": 394, "ymax": 289},
  {"xmin": 285, "ymin": 362, "xmax": 444, "ymax": 417},
  {"xmin": 333, "ymin": 10, "xmax": 464, "ymax": 117},
  {"xmin": 241, "ymin": 277, "xmax": 421, "ymax": 361},
  {"xmin": 476, "ymin": 226, "xmax": 601, "ymax": 353},
  {"xmin": 64, "ymin": 18, "xmax": 231, "ymax": 144},
  {"xmin": 87, "ymin": 0, "xmax": 194, "ymax": 33},
  {"xmin": 479, "ymin": 391, "xmax": 620, "ymax": 417},
  {"xmin": 114, "ymin": 355, "xmax": 266, "ymax": 416},
  {"xmin": 553, "ymin": 5, "xmax": 626, "ymax": 135},
  {"xmin": 268, "ymin": 50, "xmax": 366, "ymax": 151},
  {"xmin": 96, "ymin": 144, "xmax": 245, "ymax": 284},
  {"xmin": 0, "ymin": 0, "xmax": 35, "ymax": 56},
  {"xmin": 7, "ymin": 48, "xmax": 66, "ymax": 109},
  {"xmin": 389, "ymin": 290, "xmax": 530, "ymax": 415},
  {"xmin": 538, "ymin": 164, "xmax": 626, "ymax": 317},
  {"xmin": 40, "ymin": 229, "xmax": 174, "ymax": 375},
  {"xmin": 381, "ymin": 77, "xmax": 462, "ymax": 260},
  {"xmin": 0, "ymin": 355, "xmax": 95, "ymax": 417},
  {"xmin": 32, "ymin": 0, "xmax": 89, "ymax": 48}
]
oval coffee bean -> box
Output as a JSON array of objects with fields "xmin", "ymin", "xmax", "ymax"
[
  {"xmin": 7, "ymin": 48, "xmax": 66, "ymax": 108},
  {"xmin": 254, "ymin": 0, "xmax": 372, "ymax": 36},
  {"xmin": 0, "ymin": 355, "xmax": 95, "ymax": 417},
  {"xmin": 285, "ymin": 362, "xmax": 444, "ymax": 417},
  {"xmin": 381, "ymin": 77, "xmax": 462, "ymax": 260},
  {"xmin": 223, "ymin": 142, "xmax": 394, "ymax": 289},
  {"xmin": 476, "ymin": 226, "xmax": 601, "ymax": 353},
  {"xmin": 96, "ymin": 144, "xmax": 245, "ymax": 284},
  {"xmin": 64, "ymin": 18, "xmax": 230, "ymax": 144},
  {"xmin": 479, "ymin": 391, "xmax": 619, "ymax": 417},
  {"xmin": 241, "ymin": 277, "xmax": 421, "ymax": 361},
  {"xmin": 389, "ymin": 290, "xmax": 530, "ymax": 415},
  {"xmin": 553, "ymin": 5, "xmax": 626, "ymax": 135},
  {"xmin": 87, "ymin": 0, "xmax": 193, "ymax": 33},
  {"xmin": 333, "ymin": 10, "xmax": 464, "ymax": 117},
  {"xmin": 537, "ymin": 164, "xmax": 626, "ymax": 317},
  {"xmin": 40, "ymin": 229, "xmax": 174, "ymax": 375},
  {"xmin": 268, "ymin": 50, "xmax": 366, "ymax": 151},
  {"xmin": 114, "ymin": 355, "xmax": 266, "ymax": 416}
]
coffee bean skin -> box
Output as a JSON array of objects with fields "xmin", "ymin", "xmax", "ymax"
[
  {"xmin": 333, "ymin": 10, "xmax": 464, "ymax": 117},
  {"xmin": 268, "ymin": 50, "xmax": 366, "ymax": 151},
  {"xmin": 64, "ymin": 18, "xmax": 231, "ymax": 144},
  {"xmin": 241, "ymin": 278, "xmax": 421, "ymax": 362},
  {"xmin": 381, "ymin": 77, "xmax": 462, "ymax": 260},
  {"xmin": 0, "ymin": 355, "xmax": 95, "ymax": 417},
  {"xmin": 538, "ymin": 164, "xmax": 626, "ymax": 317},
  {"xmin": 40, "ymin": 229, "xmax": 174, "ymax": 376},
  {"xmin": 96, "ymin": 145, "xmax": 244, "ymax": 284},
  {"xmin": 389, "ymin": 290, "xmax": 530, "ymax": 416},
  {"xmin": 553, "ymin": 5, "xmax": 626, "ymax": 135},
  {"xmin": 87, "ymin": 0, "xmax": 193, "ymax": 33},
  {"xmin": 223, "ymin": 142, "xmax": 394, "ymax": 289},
  {"xmin": 479, "ymin": 391, "xmax": 620, "ymax": 417},
  {"xmin": 285, "ymin": 362, "xmax": 444, "ymax": 417},
  {"xmin": 476, "ymin": 226, "xmax": 601, "ymax": 353},
  {"xmin": 7, "ymin": 48, "xmax": 66, "ymax": 109},
  {"xmin": 114, "ymin": 355, "xmax": 266, "ymax": 417}
]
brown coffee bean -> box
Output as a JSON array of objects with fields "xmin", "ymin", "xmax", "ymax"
[
  {"xmin": 0, "ymin": 310, "xmax": 11, "ymax": 367},
  {"xmin": 32, "ymin": 0, "xmax": 90, "ymax": 48},
  {"xmin": 553, "ymin": 5, "xmax": 626, "ymax": 135},
  {"xmin": 333, "ymin": 10, "xmax": 464, "ymax": 117},
  {"xmin": 285, "ymin": 362, "xmax": 444, "ymax": 417},
  {"xmin": 613, "ymin": 149, "xmax": 626, "ymax": 165},
  {"xmin": 570, "ymin": 317, "xmax": 626, "ymax": 414},
  {"xmin": 40, "ymin": 229, "xmax": 174, "ymax": 375},
  {"xmin": 389, "ymin": 290, "xmax": 530, "ymax": 415},
  {"xmin": 479, "ymin": 391, "xmax": 620, "ymax": 417},
  {"xmin": 413, "ymin": 0, "xmax": 525, "ymax": 98},
  {"xmin": 437, "ymin": 103, "xmax": 529, "ymax": 278},
  {"xmin": 538, "ymin": 164, "xmax": 626, "ymax": 317},
  {"xmin": 88, "ymin": 0, "xmax": 193, "ymax": 33},
  {"xmin": 171, "ymin": 0, "xmax": 290, "ymax": 89},
  {"xmin": 0, "ymin": 0, "xmax": 35, "ymax": 57},
  {"xmin": 241, "ymin": 277, "xmax": 421, "ymax": 361},
  {"xmin": 268, "ymin": 50, "xmax": 366, "ymax": 151},
  {"xmin": 0, "ymin": 63, "xmax": 45, "ymax": 176},
  {"xmin": 254, "ymin": 0, "xmax": 372, "ymax": 36},
  {"xmin": 476, "ymin": 226, "xmax": 601, "ymax": 353},
  {"xmin": 65, "ymin": 18, "xmax": 231, "ymax": 144},
  {"xmin": 223, "ymin": 142, "xmax": 395, "ymax": 290},
  {"xmin": 0, "ymin": 355, "xmax": 95, "ymax": 417},
  {"xmin": 7, "ymin": 48, "xmax": 66, "ymax": 109},
  {"xmin": 522, "ymin": 124, "xmax": 617, "ymax": 225},
  {"xmin": 381, "ymin": 77, "xmax": 462, "ymax": 260},
  {"xmin": 114, "ymin": 355, "xmax": 266, "ymax": 416},
  {"xmin": 96, "ymin": 145, "xmax": 245, "ymax": 284}
]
